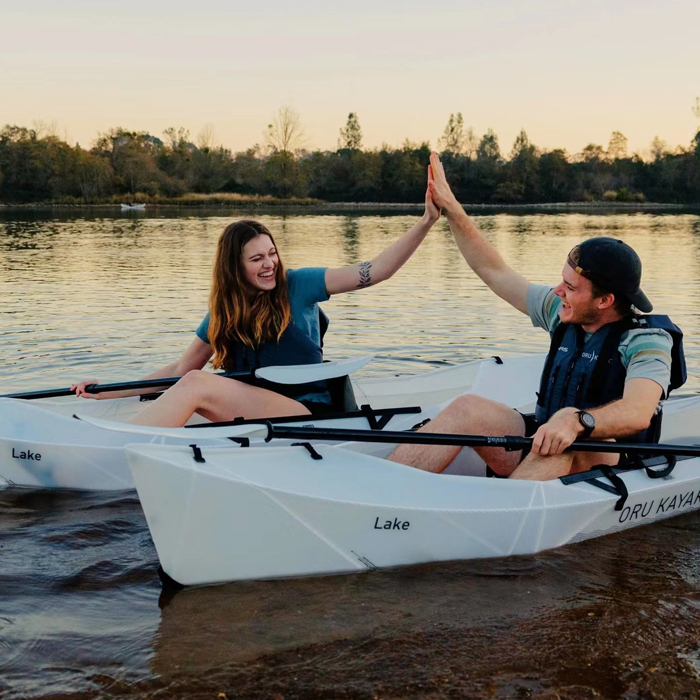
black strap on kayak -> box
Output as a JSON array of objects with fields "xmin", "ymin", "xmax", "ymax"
[
  {"xmin": 292, "ymin": 442, "xmax": 323, "ymax": 460},
  {"xmin": 625, "ymin": 451, "xmax": 677, "ymax": 479},
  {"xmin": 187, "ymin": 405, "xmax": 423, "ymax": 431},
  {"xmin": 600, "ymin": 466, "xmax": 629, "ymax": 511},
  {"xmin": 228, "ymin": 437, "xmax": 250, "ymax": 447},
  {"xmin": 359, "ymin": 404, "xmax": 402, "ymax": 430},
  {"xmin": 560, "ymin": 453, "xmax": 690, "ymax": 511},
  {"xmin": 564, "ymin": 464, "xmax": 629, "ymax": 510},
  {"xmin": 189, "ymin": 444, "xmax": 205, "ymax": 463}
]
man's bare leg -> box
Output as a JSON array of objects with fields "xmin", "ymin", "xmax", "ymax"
[
  {"xmin": 387, "ymin": 394, "xmax": 526, "ymax": 474},
  {"xmin": 511, "ymin": 447, "xmax": 619, "ymax": 480}
]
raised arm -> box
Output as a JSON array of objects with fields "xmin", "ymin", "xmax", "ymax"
[
  {"xmin": 428, "ymin": 152, "xmax": 530, "ymax": 314},
  {"xmin": 324, "ymin": 169, "xmax": 440, "ymax": 296}
]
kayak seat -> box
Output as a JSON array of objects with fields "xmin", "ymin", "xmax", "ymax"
[{"xmin": 326, "ymin": 375, "xmax": 359, "ymax": 412}]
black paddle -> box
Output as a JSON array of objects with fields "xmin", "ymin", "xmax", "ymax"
[
  {"xmin": 1, "ymin": 371, "xmax": 252, "ymax": 400},
  {"xmin": 257, "ymin": 423, "xmax": 700, "ymax": 457}
]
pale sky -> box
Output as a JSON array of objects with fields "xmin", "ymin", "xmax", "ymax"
[{"xmin": 2, "ymin": 0, "xmax": 699, "ymax": 158}]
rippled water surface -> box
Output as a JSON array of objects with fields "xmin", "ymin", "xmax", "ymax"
[{"xmin": 2, "ymin": 209, "xmax": 700, "ymax": 699}]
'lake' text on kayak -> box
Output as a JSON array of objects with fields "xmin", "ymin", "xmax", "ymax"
[
  {"xmin": 374, "ymin": 517, "xmax": 410, "ymax": 530},
  {"xmin": 12, "ymin": 448, "xmax": 42, "ymax": 461}
]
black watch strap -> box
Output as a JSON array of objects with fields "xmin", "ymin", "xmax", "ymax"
[{"xmin": 577, "ymin": 410, "xmax": 595, "ymax": 437}]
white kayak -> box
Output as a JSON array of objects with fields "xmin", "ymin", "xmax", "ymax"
[
  {"xmin": 125, "ymin": 393, "xmax": 700, "ymax": 587},
  {"xmin": 0, "ymin": 354, "xmax": 543, "ymax": 491}
]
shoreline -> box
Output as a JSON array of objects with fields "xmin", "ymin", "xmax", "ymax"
[{"xmin": 1, "ymin": 201, "xmax": 699, "ymax": 214}]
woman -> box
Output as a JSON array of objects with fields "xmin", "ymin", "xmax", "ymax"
[{"xmin": 73, "ymin": 177, "xmax": 439, "ymax": 426}]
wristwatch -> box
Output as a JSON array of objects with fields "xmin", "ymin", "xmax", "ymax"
[{"xmin": 577, "ymin": 410, "xmax": 596, "ymax": 437}]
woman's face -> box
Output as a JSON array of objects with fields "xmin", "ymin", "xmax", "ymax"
[{"xmin": 241, "ymin": 234, "xmax": 279, "ymax": 292}]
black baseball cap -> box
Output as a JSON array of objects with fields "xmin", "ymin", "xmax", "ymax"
[{"xmin": 566, "ymin": 237, "xmax": 653, "ymax": 313}]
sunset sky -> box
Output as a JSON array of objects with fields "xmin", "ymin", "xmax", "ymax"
[{"xmin": 3, "ymin": 0, "xmax": 699, "ymax": 158}]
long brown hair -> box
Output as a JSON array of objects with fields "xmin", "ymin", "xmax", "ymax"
[{"xmin": 208, "ymin": 220, "xmax": 291, "ymax": 370}]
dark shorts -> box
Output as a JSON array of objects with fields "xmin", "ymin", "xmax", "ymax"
[
  {"xmin": 300, "ymin": 400, "xmax": 335, "ymax": 416},
  {"xmin": 517, "ymin": 411, "xmax": 542, "ymax": 463}
]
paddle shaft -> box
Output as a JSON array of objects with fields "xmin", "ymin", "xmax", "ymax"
[
  {"xmin": 266, "ymin": 424, "xmax": 700, "ymax": 457},
  {"xmin": 1, "ymin": 371, "xmax": 252, "ymax": 400}
]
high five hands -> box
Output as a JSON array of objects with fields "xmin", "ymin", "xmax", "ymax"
[
  {"xmin": 424, "ymin": 164, "xmax": 441, "ymax": 224},
  {"xmin": 427, "ymin": 152, "xmax": 460, "ymax": 215}
]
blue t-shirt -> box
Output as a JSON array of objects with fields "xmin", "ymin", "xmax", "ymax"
[
  {"xmin": 196, "ymin": 267, "xmax": 329, "ymax": 343},
  {"xmin": 196, "ymin": 267, "xmax": 330, "ymax": 402}
]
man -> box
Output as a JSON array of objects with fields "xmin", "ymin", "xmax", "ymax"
[{"xmin": 389, "ymin": 152, "xmax": 679, "ymax": 480}]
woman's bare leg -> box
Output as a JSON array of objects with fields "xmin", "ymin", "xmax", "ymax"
[
  {"xmin": 129, "ymin": 370, "xmax": 310, "ymax": 427},
  {"xmin": 387, "ymin": 394, "xmax": 526, "ymax": 474}
]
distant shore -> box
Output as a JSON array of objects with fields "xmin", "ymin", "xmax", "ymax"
[{"xmin": 1, "ymin": 199, "xmax": 699, "ymax": 214}]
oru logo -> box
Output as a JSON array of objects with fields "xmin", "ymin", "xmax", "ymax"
[{"xmin": 618, "ymin": 488, "xmax": 700, "ymax": 523}]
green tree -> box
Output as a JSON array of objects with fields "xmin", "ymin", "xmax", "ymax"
[
  {"xmin": 607, "ymin": 131, "xmax": 628, "ymax": 160},
  {"xmin": 510, "ymin": 129, "xmax": 536, "ymax": 161},
  {"xmin": 94, "ymin": 128, "xmax": 162, "ymax": 194},
  {"xmin": 505, "ymin": 129, "xmax": 540, "ymax": 202},
  {"xmin": 338, "ymin": 112, "xmax": 362, "ymax": 150},
  {"xmin": 539, "ymin": 149, "xmax": 571, "ymax": 201},
  {"xmin": 580, "ymin": 143, "xmax": 606, "ymax": 162},
  {"xmin": 477, "ymin": 129, "xmax": 501, "ymax": 162},
  {"xmin": 76, "ymin": 149, "xmax": 113, "ymax": 201},
  {"xmin": 438, "ymin": 113, "xmax": 465, "ymax": 154},
  {"xmin": 650, "ymin": 136, "xmax": 668, "ymax": 161}
]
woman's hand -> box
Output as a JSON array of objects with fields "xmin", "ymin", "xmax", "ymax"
[
  {"xmin": 428, "ymin": 152, "xmax": 461, "ymax": 215},
  {"xmin": 424, "ymin": 165, "xmax": 441, "ymax": 224},
  {"xmin": 71, "ymin": 379, "xmax": 105, "ymax": 400}
]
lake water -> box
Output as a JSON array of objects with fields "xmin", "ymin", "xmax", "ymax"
[{"xmin": 2, "ymin": 208, "xmax": 700, "ymax": 698}]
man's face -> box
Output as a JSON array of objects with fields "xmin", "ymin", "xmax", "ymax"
[{"xmin": 553, "ymin": 264, "xmax": 602, "ymax": 326}]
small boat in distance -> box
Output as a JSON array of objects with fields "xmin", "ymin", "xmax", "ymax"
[{"xmin": 120, "ymin": 203, "xmax": 146, "ymax": 210}]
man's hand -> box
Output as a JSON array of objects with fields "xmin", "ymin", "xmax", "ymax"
[
  {"xmin": 423, "ymin": 165, "xmax": 441, "ymax": 224},
  {"xmin": 531, "ymin": 407, "xmax": 583, "ymax": 456},
  {"xmin": 428, "ymin": 152, "xmax": 461, "ymax": 215}
]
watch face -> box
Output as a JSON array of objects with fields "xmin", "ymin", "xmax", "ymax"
[{"xmin": 580, "ymin": 412, "xmax": 595, "ymax": 429}]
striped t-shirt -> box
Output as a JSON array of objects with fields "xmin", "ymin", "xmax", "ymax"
[{"xmin": 527, "ymin": 284, "xmax": 672, "ymax": 398}]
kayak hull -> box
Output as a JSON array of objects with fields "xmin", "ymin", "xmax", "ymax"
[{"xmin": 126, "ymin": 440, "xmax": 700, "ymax": 586}]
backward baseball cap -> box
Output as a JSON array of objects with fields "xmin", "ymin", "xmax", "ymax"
[{"xmin": 566, "ymin": 237, "xmax": 653, "ymax": 313}]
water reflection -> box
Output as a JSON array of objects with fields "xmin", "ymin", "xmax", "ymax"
[
  {"xmin": 2, "ymin": 211, "xmax": 700, "ymax": 391},
  {"xmin": 147, "ymin": 516, "xmax": 700, "ymax": 699}
]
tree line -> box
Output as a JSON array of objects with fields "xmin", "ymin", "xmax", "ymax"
[{"xmin": 1, "ymin": 109, "xmax": 699, "ymax": 205}]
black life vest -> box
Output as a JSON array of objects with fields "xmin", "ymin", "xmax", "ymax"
[
  {"xmin": 535, "ymin": 314, "xmax": 686, "ymax": 443},
  {"xmin": 226, "ymin": 309, "xmax": 330, "ymax": 401}
]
